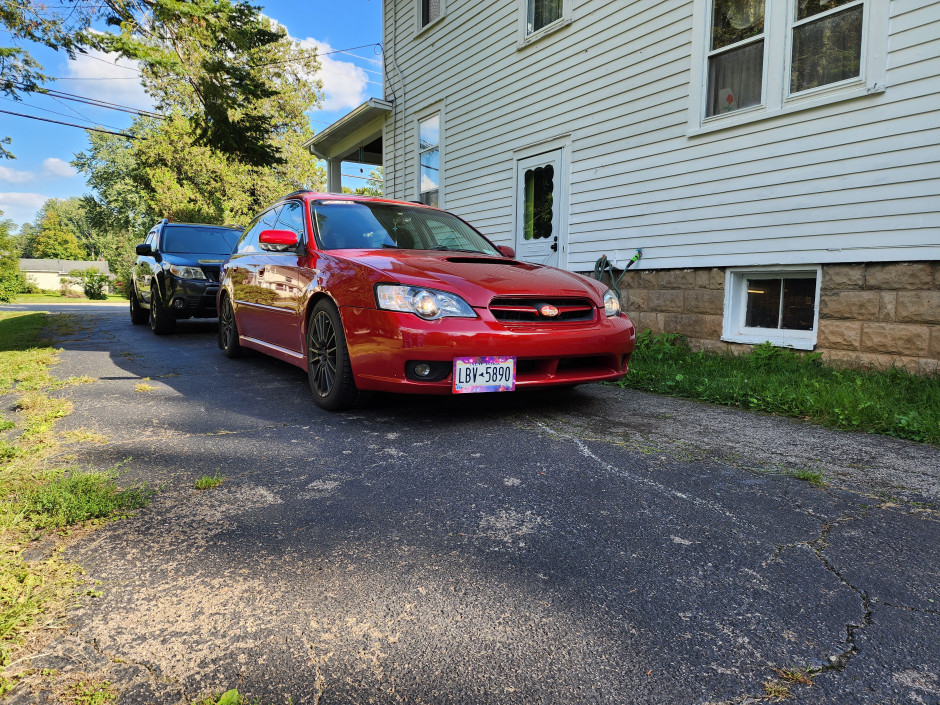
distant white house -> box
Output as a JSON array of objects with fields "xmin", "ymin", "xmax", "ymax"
[
  {"xmin": 19, "ymin": 259, "xmax": 111, "ymax": 293},
  {"xmin": 308, "ymin": 0, "xmax": 940, "ymax": 373}
]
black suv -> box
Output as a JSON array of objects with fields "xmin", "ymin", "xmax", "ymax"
[{"xmin": 130, "ymin": 219, "xmax": 242, "ymax": 334}]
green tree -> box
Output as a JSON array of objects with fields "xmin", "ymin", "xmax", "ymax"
[
  {"xmin": 0, "ymin": 213, "xmax": 26, "ymax": 302},
  {"xmin": 26, "ymin": 205, "xmax": 86, "ymax": 260},
  {"xmin": 2, "ymin": 0, "xmax": 317, "ymax": 165},
  {"xmin": 354, "ymin": 167, "xmax": 384, "ymax": 197}
]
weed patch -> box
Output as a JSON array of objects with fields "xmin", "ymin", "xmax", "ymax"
[
  {"xmin": 620, "ymin": 333, "xmax": 940, "ymax": 444},
  {"xmin": 195, "ymin": 472, "xmax": 224, "ymax": 490},
  {"xmin": 789, "ymin": 467, "xmax": 825, "ymax": 487},
  {"xmin": 134, "ymin": 383, "xmax": 155, "ymax": 392},
  {"xmin": 21, "ymin": 468, "xmax": 152, "ymax": 530},
  {"xmin": 0, "ymin": 312, "xmax": 151, "ymax": 672}
]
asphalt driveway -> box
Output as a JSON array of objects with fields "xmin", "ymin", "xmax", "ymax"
[{"xmin": 4, "ymin": 304, "xmax": 939, "ymax": 704}]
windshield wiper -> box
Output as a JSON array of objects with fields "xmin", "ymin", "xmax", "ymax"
[{"xmin": 428, "ymin": 246, "xmax": 486, "ymax": 254}]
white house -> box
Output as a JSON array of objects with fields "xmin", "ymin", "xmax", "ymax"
[
  {"xmin": 307, "ymin": 0, "xmax": 940, "ymax": 373},
  {"xmin": 19, "ymin": 259, "xmax": 111, "ymax": 293}
]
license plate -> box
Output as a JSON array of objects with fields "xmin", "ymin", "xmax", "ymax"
[{"xmin": 452, "ymin": 356, "xmax": 516, "ymax": 394}]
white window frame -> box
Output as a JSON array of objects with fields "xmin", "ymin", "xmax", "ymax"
[
  {"xmin": 415, "ymin": 105, "xmax": 443, "ymax": 207},
  {"xmin": 516, "ymin": 0, "xmax": 572, "ymax": 49},
  {"xmin": 415, "ymin": 0, "xmax": 444, "ymax": 35},
  {"xmin": 688, "ymin": 0, "xmax": 889, "ymax": 135},
  {"xmin": 722, "ymin": 265, "xmax": 822, "ymax": 350}
]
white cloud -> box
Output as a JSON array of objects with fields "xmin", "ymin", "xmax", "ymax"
[
  {"xmin": 0, "ymin": 159, "xmax": 80, "ymax": 186},
  {"xmin": 62, "ymin": 49, "xmax": 154, "ymax": 112},
  {"xmin": 0, "ymin": 193, "xmax": 48, "ymax": 225},
  {"xmin": 42, "ymin": 158, "xmax": 78, "ymax": 179},
  {"xmin": 0, "ymin": 166, "xmax": 35, "ymax": 185},
  {"xmin": 299, "ymin": 38, "xmax": 370, "ymax": 112}
]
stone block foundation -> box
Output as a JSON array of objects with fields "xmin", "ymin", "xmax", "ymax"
[{"xmin": 612, "ymin": 261, "xmax": 939, "ymax": 375}]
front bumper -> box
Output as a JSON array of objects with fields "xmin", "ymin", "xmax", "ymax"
[
  {"xmin": 342, "ymin": 306, "xmax": 636, "ymax": 394},
  {"xmin": 165, "ymin": 278, "xmax": 220, "ymax": 319}
]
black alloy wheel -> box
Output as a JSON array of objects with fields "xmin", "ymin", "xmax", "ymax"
[
  {"xmin": 149, "ymin": 283, "xmax": 176, "ymax": 335},
  {"xmin": 306, "ymin": 299, "xmax": 362, "ymax": 411},
  {"xmin": 129, "ymin": 286, "xmax": 148, "ymax": 325},
  {"xmin": 218, "ymin": 295, "xmax": 242, "ymax": 358}
]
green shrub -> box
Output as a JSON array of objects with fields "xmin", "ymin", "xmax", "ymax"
[{"xmin": 67, "ymin": 268, "xmax": 110, "ymax": 300}]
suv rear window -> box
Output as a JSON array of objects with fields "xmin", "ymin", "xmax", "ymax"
[{"xmin": 161, "ymin": 225, "xmax": 241, "ymax": 255}]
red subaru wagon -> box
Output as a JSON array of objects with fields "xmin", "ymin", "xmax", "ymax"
[{"xmin": 217, "ymin": 191, "xmax": 636, "ymax": 410}]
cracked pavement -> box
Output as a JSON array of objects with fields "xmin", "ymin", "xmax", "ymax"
[{"xmin": 3, "ymin": 303, "xmax": 939, "ymax": 704}]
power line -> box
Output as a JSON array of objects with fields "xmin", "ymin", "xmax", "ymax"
[
  {"xmin": 0, "ymin": 95, "xmax": 128, "ymax": 132},
  {"xmin": 0, "ymin": 108, "xmax": 139, "ymax": 138}
]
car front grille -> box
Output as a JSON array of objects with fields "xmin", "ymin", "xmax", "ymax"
[
  {"xmin": 488, "ymin": 297, "xmax": 595, "ymax": 323},
  {"xmin": 201, "ymin": 266, "xmax": 221, "ymax": 282}
]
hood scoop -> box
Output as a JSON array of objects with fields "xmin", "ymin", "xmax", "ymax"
[{"xmin": 445, "ymin": 257, "xmax": 521, "ymax": 265}]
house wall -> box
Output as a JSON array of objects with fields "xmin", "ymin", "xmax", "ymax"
[
  {"xmin": 382, "ymin": 0, "xmax": 939, "ymax": 272},
  {"xmin": 618, "ymin": 261, "xmax": 940, "ymax": 374}
]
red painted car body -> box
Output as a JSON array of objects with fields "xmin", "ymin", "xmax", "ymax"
[{"xmin": 218, "ymin": 192, "xmax": 635, "ymax": 408}]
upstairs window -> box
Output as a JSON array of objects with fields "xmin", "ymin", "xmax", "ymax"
[
  {"xmin": 690, "ymin": 0, "xmax": 886, "ymax": 131},
  {"xmin": 790, "ymin": 0, "xmax": 863, "ymax": 93},
  {"xmin": 527, "ymin": 0, "xmax": 563, "ymax": 34},
  {"xmin": 421, "ymin": 0, "xmax": 441, "ymax": 28},
  {"xmin": 706, "ymin": 0, "xmax": 765, "ymax": 117},
  {"xmin": 417, "ymin": 114, "xmax": 440, "ymax": 207}
]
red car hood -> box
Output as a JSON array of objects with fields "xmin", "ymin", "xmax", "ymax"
[{"xmin": 333, "ymin": 250, "xmax": 608, "ymax": 308}]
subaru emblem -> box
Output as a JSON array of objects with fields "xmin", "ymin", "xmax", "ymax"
[{"xmin": 539, "ymin": 304, "xmax": 559, "ymax": 317}]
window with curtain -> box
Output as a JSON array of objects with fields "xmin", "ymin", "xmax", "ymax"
[
  {"xmin": 418, "ymin": 114, "xmax": 440, "ymax": 207},
  {"xmin": 706, "ymin": 0, "xmax": 765, "ymax": 117},
  {"xmin": 421, "ymin": 0, "xmax": 441, "ymax": 27},
  {"xmin": 700, "ymin": 0, "xmax": 871, "ymax": 123},
  {"xmin": 527, "ymin": 0, "xmax": 563, "ymax": 35}
]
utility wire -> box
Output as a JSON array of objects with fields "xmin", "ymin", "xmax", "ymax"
[
  {"xmin": 0, "ymin": 108, "xmax": 139, "ymax": 138},
  {"xmin": 0, "ymin": 95, "xmax": 127, "ymax": 131}
]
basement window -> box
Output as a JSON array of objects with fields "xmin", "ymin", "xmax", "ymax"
[{"xmin": 722, "ymin": 266, "xmax": 821, "ymax": 349}]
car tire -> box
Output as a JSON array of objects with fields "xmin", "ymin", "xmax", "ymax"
[
  {"xmin": 129, "ymin": 286, "xmax": 148, "ymax": 325},
  {"xmin": 218, "ymin": 294, "xmax": 243, "ymax": 358},
  {"xmin": 306, "ymin": 299, "xmax": 364, "ymax": 411},
  {"xmin": 149, "ymin": 283, "xmax": 176, "ymax": 335}
]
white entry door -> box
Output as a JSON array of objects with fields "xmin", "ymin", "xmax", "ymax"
[{"xmin": 515, "ymin": 149, "xmax": 564, "ymax": 268}]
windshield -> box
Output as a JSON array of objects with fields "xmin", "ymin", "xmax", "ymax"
[
  {"xmin": 310, "ymin": 201, "xmax": 501, "ymax": 255},
  {"xmin": 161, "ymin": 225, "xmax": 241, "ymax": 255}
]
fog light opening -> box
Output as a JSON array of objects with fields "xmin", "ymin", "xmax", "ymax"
[
  {"xmin": 172, "ymin": 298, "xmax": 186, "ymax": 310},
  {"xmin": 414, "ymin": 362, "xmax": 432, "ymax": 378}
]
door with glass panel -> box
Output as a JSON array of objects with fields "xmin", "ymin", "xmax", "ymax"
[{"xmin": 515, "ymin": 150, "xmax": 563, "ymax": 269}]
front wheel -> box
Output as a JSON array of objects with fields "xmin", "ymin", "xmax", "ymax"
[
  {"xmin": 218, "ymin": 295, "xmax": 243, "ymax": 358},
  {"xmin": 149, "ymin": 284, "xmax": 176, "ymax": 335},
  {"xmin": 129, "ymin": 286, "xmax": 148, "ymax": 325},
  {"xmin": 306, "ymin": 300, "xmax": 363, "ymax": 411}
]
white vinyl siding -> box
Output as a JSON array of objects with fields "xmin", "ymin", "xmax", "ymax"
[{"xmin": 382, "ymin": 0, "xmax": 940, "ymax": 272}]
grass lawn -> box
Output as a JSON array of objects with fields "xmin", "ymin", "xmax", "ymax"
[
  {"xmin": 0, "ymin": 312, "xmax": 150, "ymax": 682},
  {"xmin": 13, "ymin": 293, "xmax": 125, "ymax": 304},
  {"xmin": 619, "ymin": 332, "xmax": 940, "ymax": 445}
]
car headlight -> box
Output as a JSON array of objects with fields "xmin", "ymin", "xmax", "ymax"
[
  {"xmin": 604, "ymin": 289, "xmax": 621, "ymax": 317},
  {"xmin": 168, "ymin": 265, "xmax": 207, "ymax": 280},
  {"xmin": 376, "ymin": 284, "xmax": 476, "ymax": 320}
]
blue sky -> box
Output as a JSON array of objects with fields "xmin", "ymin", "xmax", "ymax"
[{"xmin": 0, "ymin": 0, "xmax": 384, "ymax": 227}]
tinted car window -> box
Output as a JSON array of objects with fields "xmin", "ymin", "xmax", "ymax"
[
  {"xmin": 277, "ymin": 201, "xmax": 305, "ymax": 237},
  {"xmin": 310, "ymin": 201, "xmax": 500, "ymax": 255},
  {"xmin": 161, "ymin": 225, "xmax": 240, "ymax": 254}
]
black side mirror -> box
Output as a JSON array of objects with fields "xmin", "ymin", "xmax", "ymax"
[{"xmin": 136, "ymin": 243, "xmax": 153, "ymax": 256}]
